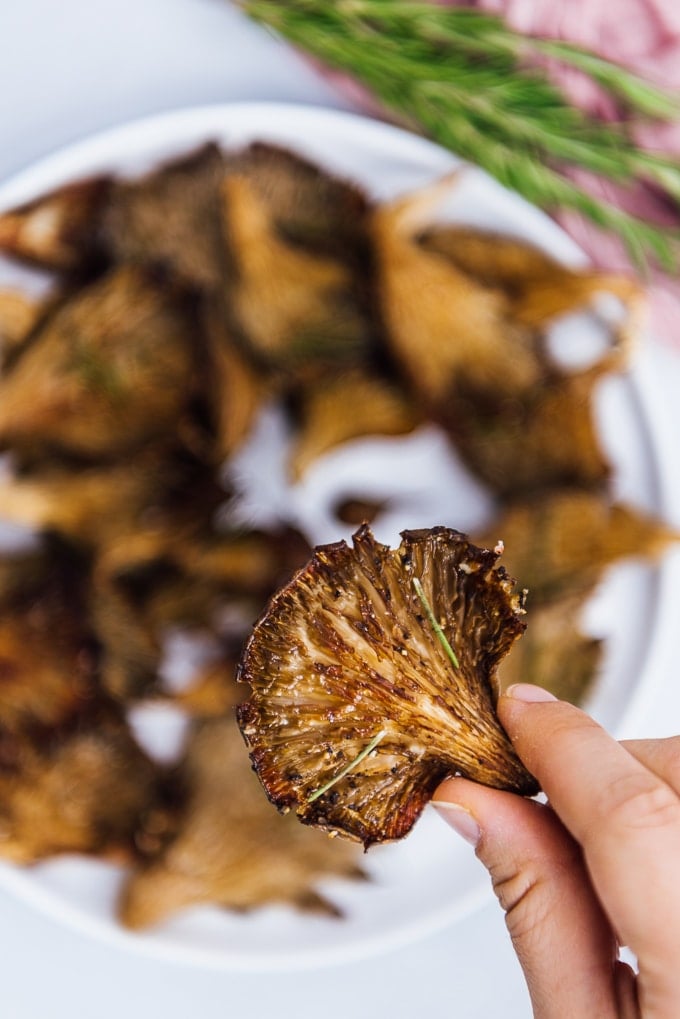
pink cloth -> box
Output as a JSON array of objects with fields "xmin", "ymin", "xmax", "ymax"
[
  {"xmin": 471, "ymin": 0, "xmax": 680, "ymax": 347},
  {"xmin": 318, "ymin": 1, "xmax": 680, "ymax": 346}
]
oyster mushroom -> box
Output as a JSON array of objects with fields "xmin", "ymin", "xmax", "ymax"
[
  {"xmin": 476, "ymin": 489, "xmax": 680, "ymax": 605},
  {"xmin": 237, "ymin": 525, "xmax": 537, "ymax": 849},
  {"xmin": 0, "ymin": 176, "xmax": 111, "ymax": 271},
  {"xmin": 222, "ymin": 174, "xmax": 373, "ymax": 376},
  {"xmin": 0, "ymin": 266, "xmax": 199, "ymax": 459},
  {"xmin": 102, "ymin": 143, "xmax": 226, "ymax": 291},
  {"xmin": 422, "ymin": 223, "xmax": 641, "ymax": 343},
  {"xmin": 0, "ymin": 707, "xmax": 167, "ymax": 864},
  {"xmin": 0, "ymin": 288, "xmax": 46, "ymax": 354},
  {"xmin": 119, "ymin": 716, "xmax": 364, "ymax": 929},
  {"xmin": 288, "ymin": 369, "xmax": 421, "ymax": 480},
  {"xmin": 0, "ymin": 547, "xmax": 98, "ymax": 732},
  {"xmin": 448, "ymin": 365, "xmax": 613, "ymax": 499},
  {"xmin": 372, "ymin": 178, "xmax": 542, "ymax": 403},
  {"xmin": 224, "ymin": 141, "xmax": 371, "ymax": 263}
]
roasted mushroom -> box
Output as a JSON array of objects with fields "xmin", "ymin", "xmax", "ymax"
[
  {"xmin": 288, "ymin": 369, "xmax": 421, "ymax": 480},
  {"xmin": 238, "ymin": 525, "xmax": 537, "ymax": 849},
  {"xmin": 422, "ymin": 223, "xmax": 641, "ymax": 344},
  {"xmin": 0, "ymin": 708, "xmax": 166, "ymax": 864},
  {"xmin": 373, "ymin": 178, "xmax": 641, "ymax": 499},
  {"xmin": 448, "ymin": 367, "xmax": 613, "ymax": 498},
  {"xmin": 476, "ymin": 490, "xmax": 680, "ymax": 604},
  {"xmin": 0, "ymin": 546, "xmax": 98, "ymax": 732},
  {"xmin": 373, "ymin": 178, "xmax": 542, "ymax": 403},
  {"xmin": 101, "ymin": 144, "xmax": 226, "ymax": 290},
  {"xmin": 0, "ymin": 288, "xmax": 46, "ymax": 356},
  {"xmin": 172, "ymin": 524, "xmax": 312, "ymax": 599},
  {"xmin": 119, "ymin": 716, "xmax": 364, "ymax": 929},
  {"xmin": 224, "ymin": 141, "xmax": 371, "ymax": 264},
  {"xmin": 0, "ymin": 177, "xmax": 111, "ymax": 271},
  {"xmin": 0, "ymin": 445, "xmax": 227, "ymax": 594},
  {"xmin": 88, "ymin": 521, "xmax": 309, "ymax": 702},
  {"xmin": 202, "ymin": 300, "xmax": 269, "ymax": 460},
  {"xmin": 0, "ymin": 266, "xmax": 198, "ymax": 459},
  {"xmin": 222, "ymin": 174, "xmax": 373, "ymax": 377}
]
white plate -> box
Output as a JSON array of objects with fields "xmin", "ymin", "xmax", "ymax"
[{"xmin": 0, "ymin": 102, "xmax": 678, "ymax": 972}]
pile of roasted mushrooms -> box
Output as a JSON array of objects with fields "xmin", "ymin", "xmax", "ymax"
[{"xmin": 0, "ymin": 141, "xmax": 675, "ymax": 924}]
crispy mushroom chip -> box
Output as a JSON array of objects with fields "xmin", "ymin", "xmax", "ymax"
[
  {"xmin": 119, "ymin": 717, "xmax": 363, "ymax": 929},
  {"xmin": 0, "ymin": 177, "xmax": 111, "ymax": 271},
  {"xmin": 0, "ymin": 709, "xmax": 167, "ymax": 864},
  {"xmin": 0, "ymin": 266, "xmax": 198, "ymax": 459},
  {"xmin": 476, "ymin": 489, "xmax": 680, "ymax": 605},
  {"xmin": 237, "ymin": 525, "xmax": 537, "ymax": 848}
]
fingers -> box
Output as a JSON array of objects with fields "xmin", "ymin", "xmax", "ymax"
[
  {"xmin": 433, "ymin": 777, "xmax": 623, "ymax": 1019},
  {"xmin": 622, "ymin": 736, "xmax": 680, "ymax": 790},
  {"xmin": 499, "ymin": 684, "xmax": 680, "ymax": 1013}
]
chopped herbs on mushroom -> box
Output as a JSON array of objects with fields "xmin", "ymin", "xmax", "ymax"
[{"xmin": 237, "ymin": 526, "xmax": 538, "ymax": 848}]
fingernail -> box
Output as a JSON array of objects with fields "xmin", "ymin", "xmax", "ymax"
[
  {"xmin": 430, "ymin": 802, "xmax": 481, "ymax": 846},
  {"xmin": 505, "ymin": 683, "xmax": 557, "ymax": 703}
]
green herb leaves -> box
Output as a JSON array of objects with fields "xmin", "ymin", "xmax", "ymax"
[{"xmin": 241, "ymin": 0, "xmax": 680, "ymax": 272}]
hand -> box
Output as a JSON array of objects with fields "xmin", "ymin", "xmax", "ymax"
[{"xmin": 432, "ymin": 683, "xmax": 680, "ymax": 1019}]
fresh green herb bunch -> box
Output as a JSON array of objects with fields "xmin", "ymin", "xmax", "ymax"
[{"xmin": 240, "ymin": 0, "xmax": 680, "ymax": 272}]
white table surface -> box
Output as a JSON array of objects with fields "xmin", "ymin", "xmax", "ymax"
[{"xmin": 1, "ymin": 3, "xmax": 679, "ymax": 1017}]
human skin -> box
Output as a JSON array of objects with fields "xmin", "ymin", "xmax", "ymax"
[{"xmin": 433, "ymin": 684, "xmax": 680, "ymax": 1018}]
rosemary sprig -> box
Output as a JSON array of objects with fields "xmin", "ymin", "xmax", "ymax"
[
  {"xmin": 240, "ymin": 0, "xmax": 680, "ymax": 272},
  {"xmin": 307, "ymin": 729, "xmax": 387, "ymax": 802},
  {"xmin": 412, "ymin": 577, "xmax": 460, "ymax": 669}
]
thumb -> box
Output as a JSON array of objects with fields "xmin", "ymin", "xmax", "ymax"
[{"xmin": 432, "ymin": 777, "xmax": 631, "ymax": 1019}]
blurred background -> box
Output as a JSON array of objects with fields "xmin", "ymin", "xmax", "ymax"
[{"xmin": 1, "ymin": 3, "xmax": 679, "ymax": 1017}]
